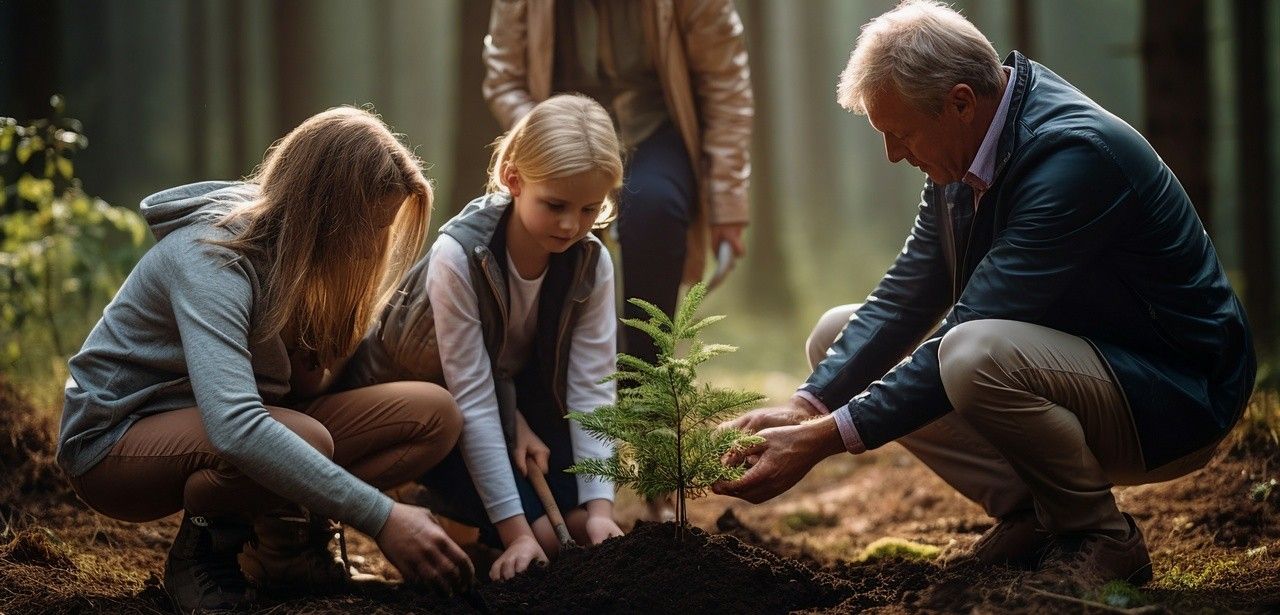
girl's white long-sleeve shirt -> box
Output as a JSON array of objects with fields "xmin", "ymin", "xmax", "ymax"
[{"xmin": 426, "ymin": 234, "xmax": 616, "ymax": 523}]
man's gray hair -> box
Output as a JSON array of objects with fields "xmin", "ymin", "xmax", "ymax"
[{"xmin": 837, "ymin": 0, "xmax": 1003, "ymax": 115}]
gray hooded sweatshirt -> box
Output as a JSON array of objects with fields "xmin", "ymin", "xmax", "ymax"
[{"xmin": 58, "ymin": 181, "xmax": 392, "ymax": 537}]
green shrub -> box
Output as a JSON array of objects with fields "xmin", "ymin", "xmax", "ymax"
[{"xmin": 1, "ymin": 96, "xmax": 148, "ymax": 401}]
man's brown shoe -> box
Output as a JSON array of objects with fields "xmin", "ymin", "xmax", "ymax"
[
  {"xmin": 1031, "ymin": 513, "xmax": 1153, "ymax": 592},
  {"xmin": 946, "ymin": 510, "xmax": 1051, "ymax": 569}
]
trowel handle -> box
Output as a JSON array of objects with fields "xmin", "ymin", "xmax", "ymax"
[{"xmin": 529, "ymin": 470, "xmax": 575, "ymax": 546}]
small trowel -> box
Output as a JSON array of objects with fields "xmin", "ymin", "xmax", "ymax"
[
  {"xmin": 706, "ymin": 240, "xmax": 736, "ymax": 292},
  {"xmin": 529, "ymin": 470, "xmax": 578, "ymax": 550}
]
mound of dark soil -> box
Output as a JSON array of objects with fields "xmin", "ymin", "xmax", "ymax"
[{"xmin": 474, "ymin": 521, "xmax": 852, "ymax": 614}]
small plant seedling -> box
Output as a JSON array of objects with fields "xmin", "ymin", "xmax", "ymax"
[
  {"xmin": 1090, "ymin": 580, "xmax": 1149, "ymax": 609},
  {"xmin": 779, "ymin": 509, "xmax": 837, "ymax": 533},
  {"xmin": 568, "ymin": 283, "xmax": 765, "ymax": 542},
  {"xmin": 856, "ymin": 537, "xmax": 940, "ymax": 562},
  {"xmin": 1248, "ymin": 478, "xmax": 1276, "ymax": 502}
]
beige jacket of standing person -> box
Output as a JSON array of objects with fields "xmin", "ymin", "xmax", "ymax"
[{"xmin": 482, "ymin": 0, "xmax": 754, "ymax": 283}]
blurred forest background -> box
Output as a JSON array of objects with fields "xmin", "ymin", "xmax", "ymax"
[{"xmin": 2, "ymin": 0, "xmax": 1278, "ymax": 410}]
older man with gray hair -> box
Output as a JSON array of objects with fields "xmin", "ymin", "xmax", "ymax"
[{"xmin": 715, "ymin": 0, "xmax": 1254, "ymax": 591}]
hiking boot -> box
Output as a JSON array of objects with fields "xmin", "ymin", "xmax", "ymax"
[
  {"xmin": 238, "ymin": 509, "xmax": 351, "ymax": 594},
  {"xmin": 164, "ymin": 512, "xmax": 255, "ymax": 614},
  {"xmin": 1031, "ymin": 513, "xmax": 1153, "ymax": 591},
  {"xmin": 949, "ymin": 509, "xmax": 1052, "ymax": 569}
]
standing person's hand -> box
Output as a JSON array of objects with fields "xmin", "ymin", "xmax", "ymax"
[
  {"xmin": 512, "ymin": 411, "xmax": 550, "ymax": 478},
  {"xmin": 710, "ymin": 223, "xmax": 747, "ymax": 258},
  {"xmin": 713, "ymin": 415, "xmax": 846, "ymax": 504},
  {"xmin": 719, "ymin": 396, "xmax": 824, "ymax": 434},
  {"xmin": 376, "ymin": 502, "xmax": 475, "ymax": 595}
]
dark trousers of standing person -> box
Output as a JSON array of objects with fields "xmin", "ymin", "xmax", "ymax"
[{"xmin": 616, "ymin": 121, "xmax": 697, "ymax": 365}]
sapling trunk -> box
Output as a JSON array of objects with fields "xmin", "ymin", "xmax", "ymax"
[{"xmin": 669, "ymin": 368, "xmax": 687, "ymax": 543}]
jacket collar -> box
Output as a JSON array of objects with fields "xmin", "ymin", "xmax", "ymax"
[{"xmin": 990, "ymin": 51, "xmax": 1034, "ymax": 188}]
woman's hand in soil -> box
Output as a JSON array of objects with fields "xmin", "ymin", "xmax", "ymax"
[
  {"xmin": 512, "ymin": 411, "xmax": 550, "ymax": 477},
  {"xmin": 491, "ymin": 534, "xmax": 549, "ymax": 581},
  {"xmin": 719, "ymin": 396, "xmax": 823, "ymax": 434},
  {"xmin": 376, "ymin": 502, "xmax": 475, "ymax": 595},
  {"xmin": 712, "ymin": 414, "xmax": 846, "ymax": 504}
]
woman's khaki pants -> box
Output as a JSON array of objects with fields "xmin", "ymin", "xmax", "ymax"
[
  {"xmin": 69, "ymin": 381, "xmax": 461, "ymax": 523},
  {"xmin": 807, "ymin": 305, "xmax": 1217, "ymax": 534}
]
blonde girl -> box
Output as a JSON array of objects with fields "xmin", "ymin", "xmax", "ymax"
[
  {"xmin": 342, "ymin": 94, "xmax": 626, "ymax": 580},
  {"xmin": 58, "ymin": 107, "xmax": 474, "ymax": 614}
]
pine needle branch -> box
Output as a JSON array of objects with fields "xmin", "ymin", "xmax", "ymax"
[{"xmin": 567, "ymin": 283, "xmax": 764, "ymax": 540}]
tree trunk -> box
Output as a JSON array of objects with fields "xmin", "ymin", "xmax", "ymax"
[
  {"xmin": 185, "ymin": 0, "xmax": 209, "ymax": 179},
  {"xmin": 1140, "ymin": 0, "xmax": 1212, "ymax": 232},
  {"xmin": 738, "ymin": 0, "xmax": 796, "ymax": 320},
  {"xmin": 226, "ymin": 0, "xmax": 249, "ymax": 177},
  {"xmin": 373, "ymin": 0, "xmax": 394, "ymax": 115},
  {"xmin": 449, "ymin": 0, "xmax": 501, "ymax": 218},
  {"xmin": 7, "ymin": 1, "xmax": 62, "ymax": 122},
  {"xmin": 271, "ymin": 0, "xmax": 316, "ymax": 136},
  {"xmin": 1232, "ymin": 0, "xmax": 1275, "ymax": 352},
  {"xmin": 1011, "ymin": 0, "xmax": 1034, "ymax": 58}
]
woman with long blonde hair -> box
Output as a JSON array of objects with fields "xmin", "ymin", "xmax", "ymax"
[{"xmin": 58, "ymin": 107, "xmax": 473, "ymax": 613}]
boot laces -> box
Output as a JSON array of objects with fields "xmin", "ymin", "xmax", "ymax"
[
  {"xmin": 1039, "ymin": 534, "xmax": 1096, "ymax": 578},
  {"xmin": 337, "ymin": 523, "xmax": 350, "ymax": 573},
  {"xmin": 302, "ymin": 516, "xmax": 350, "ymax": 581},
  {"xmin": 195, "ymin": 553, "xmax": 249, "ymax": 597}
]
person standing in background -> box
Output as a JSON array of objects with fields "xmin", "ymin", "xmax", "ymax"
[{"xmin": 481, "ymin": 0, "xmax": 754, "ymax": 520}]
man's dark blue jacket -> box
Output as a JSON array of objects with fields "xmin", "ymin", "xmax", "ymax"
[{"xmin": 802, "ymin": 51, "xmax": 1256, "ymax": 470}]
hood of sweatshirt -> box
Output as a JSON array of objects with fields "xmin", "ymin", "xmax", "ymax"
[{"xmin": 139, "ymin": 180, "xmax": 259, "ymax": 241}]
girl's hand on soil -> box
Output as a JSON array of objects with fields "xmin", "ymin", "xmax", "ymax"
[
  {"xmin": 491, "ymin": 534, "xmax": 549, "ymax": 581},
  {"xmin": 583, "ymin": 515, "xmax": 624, "ymax": 544},
  {"xmin": 719, "ymin": 397, "xmax": 822, "ymax": 434},
  {"xmin": 513, "ymin": 411, "xmax": 550, "ymax": 477},
  {"xmin": 376, "ymin": 503, "xmax": 475, "ymax": 595},
  {"xmin": 583, "ymin": 499, "xmax": 624, "ymax": 544},
  {"xmin": 712, "ymin": 415, "xmax": 846, "ymax": 504}
]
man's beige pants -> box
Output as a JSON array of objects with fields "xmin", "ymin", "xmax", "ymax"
[{"xmin": 807, "ymin": 305, "xmax": 1217, "ymax": 534}]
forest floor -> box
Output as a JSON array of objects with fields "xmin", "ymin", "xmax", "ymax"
[{"xmin": 3, "ymin": 374, "xmax": 1278, "ymax": 614}]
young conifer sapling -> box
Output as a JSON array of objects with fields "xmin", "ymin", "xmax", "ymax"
[{"xmin": 568, "ymin": 283, "xmax": 765, "ymax": 542}]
